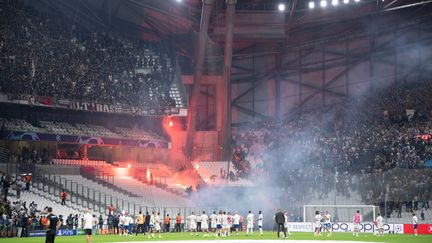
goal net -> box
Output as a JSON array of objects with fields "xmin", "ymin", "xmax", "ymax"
[{"xmin": 303, "ymin": 205, "xmax": 380, "ymax": 223}]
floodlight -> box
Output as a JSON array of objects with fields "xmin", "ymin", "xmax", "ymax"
[
  {"xmin": 320, "ymin": 0, "xmax": 327, "ymax": 7},
  {"xmin": 278, "ymin": 3, "xmax": 286, "ymax": 11},
  {"xmin": 309, "ymin": 1, "xmax": 315, "ymax": 9}
]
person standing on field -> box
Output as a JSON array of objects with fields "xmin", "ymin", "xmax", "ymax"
[
  {"xmin": 274, "ymin": 209, "xmax": 286, "ymax": 238},
  {"xmin": 164, "ymin": 214, "xmax": 171, "ymax": 232},
  {"xmin": 353, "ymin": 210, "xmax": 362, "ymax": 237},
  {"xmin": 246, "ymin": 210, "xmax": 254, "ymax": 236},
  {"xmin": 412, "ymin": 213, "xmax": 419, "ymax": 237},
  {"xmin": 45, "ymin": 207, "xmax": 61, "ymax": 243},
  {"xmin": 83, "ymin": 208, "xmax": 93, "ymax": 243},
  {"xmin": 375, "ymin": 213, "xmax": 384, "ymax": 236},
  {"xmin": 136, "ymin": 211, "xmax": 145, "ymax": 235}
]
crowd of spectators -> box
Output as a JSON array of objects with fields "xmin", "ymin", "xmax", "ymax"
[
  {"xmin": 0, "ymin": 172, "xmax": 46, "ymax": 238},
  {"xmin": 0, "ymin": 172, "xmax": 94, "ymax": 238},
  {"xmin": 0, "ymin": 1, "xmax": 177, "ymax": 108},
  {"xmin": 231, "ymin": 80, "xmax": 432, "ymax": 216}
]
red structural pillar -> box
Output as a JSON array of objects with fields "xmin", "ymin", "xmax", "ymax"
[
  {"xmin": 185, "ymin": 0, "xmax": 215, "ymax": 159},
  {"xmin": 220, "ymin": 0, "xmax": 236, "ymax": 161}
]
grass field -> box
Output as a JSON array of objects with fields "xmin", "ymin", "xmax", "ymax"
[{"xmin": 0, "ymin": 232, "xmax": 430, "ymax": 243}]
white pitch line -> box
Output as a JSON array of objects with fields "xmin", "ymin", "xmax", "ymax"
[{"xmin": 111, "ymin": 240, "xmax": 382, "ymax": 243}]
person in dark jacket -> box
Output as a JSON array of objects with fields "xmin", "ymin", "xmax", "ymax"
[
  {"xmin": 274, "ymin": 209, "xmax": 286, "ymax": 238},
  {"xmin": 144, "ymin": 212, "xmax": 150, "ymax": 234},
  {"xmin": 17, "ymin": 214, "xmax": 28, "ymax": 237}
]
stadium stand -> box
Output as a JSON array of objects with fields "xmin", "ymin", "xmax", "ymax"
[
  {"xmin": 231, "ymin": 80, "xmax": 432, "ymax": 221},
  {"xmin": 1, "ymin": 117, "xmax": 167, "ymax": 142},
  {"xmin": 1, "ymin": 0, "xmax": 432, "ymax": 239},
  {"xmin": 107, "ymin": 176, "xmax": 191, "ymax": 207},
  {"xmin": 0, "ymin": 0, "xmax": 183, "ymax": 108},
  {"xmin": 2, "ymin": 119, "xmax": 46, "ymax": 133},
  {"xmin": 114, "ymin": 127, "xmax": 166, "ymax": 141},
  {"xmin": 7, "ymin": 186, "xmax": 86, "ymax": 216},
  {"xmin": 50, "ymin": 159, "xmax": 191, "ymax": 205}
]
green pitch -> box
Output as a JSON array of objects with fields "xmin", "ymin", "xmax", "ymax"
[{"xmin": 0, "ymin": 232, "xmax": 430, "ymax": 243}]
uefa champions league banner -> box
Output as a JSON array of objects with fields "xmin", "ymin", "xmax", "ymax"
[
  {"xmin": 1, "ymin": 131, "xmax": 169, "ymax": 148},
  {"xmin": 286, "ymin": 222, "xmax": 404, "ymax": 234}
]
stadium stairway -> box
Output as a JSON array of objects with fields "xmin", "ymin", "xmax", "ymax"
[
  {"xmin": 55, "ymin": 159, "xmax": 188, "ymax": 198},
  {"xmin": 50, "ymin": 160, "xmax": 193, "ymax": 209},
  {"xmin": 93, "ymin": 161, "xmax": 189, "ymax": 197},
  {"xmin": 107, "ymin": 176, "xmax": 192, "ymax": 207},
  {"xmin": 80, "ymin": 165, "xmax": 141, "ymax": 197},
  {"xmin": 5, "ymin": 172, "xmax": 92, "ymax": 217},
  {"xmin": 8, "ymin": 184, "xmax": 88, "ymax": 215},
  {"xmin": 31, "ymin": 169, "xmax": 106, "ymax": 214},
  {"xmin": 48, "ymin": 174, "xmax": 153, "ymax": 214},
  {"xmin": 7, "ymin": 187, "xmax": 88, "ymax": 217}
]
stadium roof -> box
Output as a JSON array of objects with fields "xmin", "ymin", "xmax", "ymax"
[{"xmin": 31, "ymin": 0, "xmax": 432, "ymax": 58}]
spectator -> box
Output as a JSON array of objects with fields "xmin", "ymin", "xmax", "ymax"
[
  {"xmin": 164, "ymin": 214, "xmax": 170, "ymax": 232},
  {"xmin": 0, "ymin": 1, "xmax": 178, "ymax": 109},
  {"xmin": 175, "ymin": 213, "xmax": 182, "ymax": 232},
  {"xmin": 60, "ymin": 190, "xmax": 68, "ymax": 206},
  {"xmin": 107, "ymin": 204, "xmax": 116, "ymax": 216}
]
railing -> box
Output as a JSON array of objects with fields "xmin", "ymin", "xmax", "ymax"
[
  {"xmin": 81, "ymin": 166, "xmax": 141, "ymax": 197},
  {"xmin": 32, "ymin": 168, "xmax": 210, "ymax": 216},
  {"xmin": 52, "ymin": 159, "xmax": 107, "ymax": 167},
  {"xmin": 172, "ymin": 51, "xmax": 188, "ymax": 108},
  {"xmin": 0, "ymin": 147, "xmax": 10, "ymax": 164},
  {"xmin": 32, "ymin": 169, "xmax": 119, "ymax": 214}
]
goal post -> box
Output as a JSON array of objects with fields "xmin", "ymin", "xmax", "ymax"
[{"xmin": 303, "ymin": 205, "xmax": 380, "ymax": 223}]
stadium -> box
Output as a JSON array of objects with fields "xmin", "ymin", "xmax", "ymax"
[{"xmin": 0, "ymin": 0, "xmax": 431, "ymax": 242}]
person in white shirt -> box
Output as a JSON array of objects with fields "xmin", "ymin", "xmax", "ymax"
[
  {"xmin": 375, "ymin": 213, "xmax": 384, "ymax": 236},
  {"xmin": 209, "ymin": 211, "xmax": 217, "ymax": 236},
  {"xmin": 92, "ymin": 215, "xmax": 97, "ymax": 235},
  {"xmin": 200, "ymin": 211, "xmax": 209, "ymax": 237},
  {"xmin": 257, "ymin": 211, "xmax": 263, "ymax": 236},
  {"xmin": 323, "ymin": 211, "xmax": 332, "ymax": 237},
  {"xmin": 314, "ymin": 211, "xmax": 322, "ymax": 236},
  {"xmin": 221, "ymin": 211, "xmax": 228, "ymax": 237},
  {"xmin": 226, "ymin": 212, "xmax": 232, "ymax": 236},
  {"xmin": 82, "ymin": 208, "xmax": 93, "ymax": 243},
  {"xmin": 154, "ymin": 212, "xmax": 162, "ymax": 238},
  {"xmin": 216, "ymin": 211, "xmax": 223, "ymax": 237},
  {"xmin": 246, "ymin": 210, "xmax": 254, "ymax": 236},
  {"xmin": 148, "ymin": 212, "xmax": 156, "ymax": 238},
  {"xmin": 412, "ymin": 213, "xmax": 418, "ymax": 237},
  {"xmin": 119, "ymin": 213, "xmax": 126, "ymax": 236},
  {"xmin": 284, "ymin": 212, "xmax": 292, "ymax": 237},
  {"xmin": 188, "ymin": 212, "xmax": 198, "ymax": 236},
  {"xmin": 123, "ymin": 213, "xmax": 131, "ymax": 236},
  {"xmin": 233, "ymin": 212, "xmax": 241, "ymax": 236}
]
